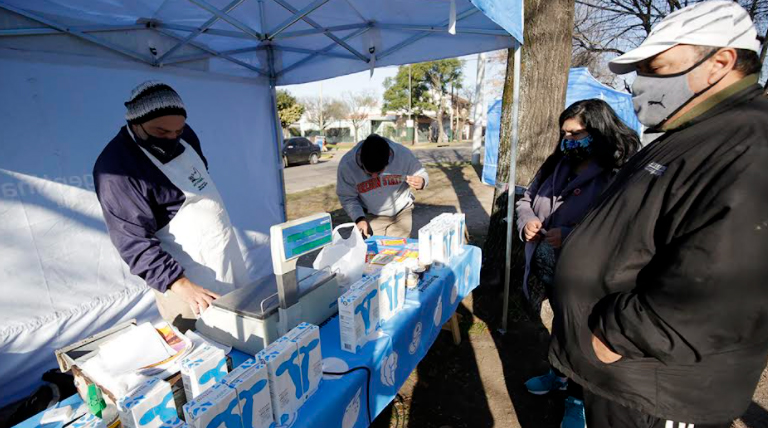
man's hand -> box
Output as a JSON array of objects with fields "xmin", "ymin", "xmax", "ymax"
[
  {"xmin": 523, "ymin": 220, "xmax": 543, "ymax": 242},
  {"xmin": 592, "ymin": 333, "xmax": 622, "ymax": 364},
  {"xmin": 356, "ymin": 219, "xmax": 373, "ymax": 239},
  {"xmin": 545, "ymin": 228, "xmax": 563, "ymax": 249},
  {"xmin": 169, "ymin": 276, "xmax": 221, "ymax": 315},
  {"xmin": 406, "ymin": 175, "xmax": 426, "ymax": 190}
]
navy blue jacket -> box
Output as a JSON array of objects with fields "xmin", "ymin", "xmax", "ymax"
[{"xmin": 93, "ymin": 125, "xmax": 208, "ymax": 292}]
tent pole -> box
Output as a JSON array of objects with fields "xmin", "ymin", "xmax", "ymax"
[
  {"xmin": 267, "ymin": 45, "xmax": 288, "ymax": 221},
  {"xmin": 501, "ymin": 41, "xmax": 522, "ymax": 334}
]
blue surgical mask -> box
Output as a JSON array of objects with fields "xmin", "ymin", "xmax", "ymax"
[{"xmin": 560, "ymin": 135, "xmax": 593, "ymax": 163}]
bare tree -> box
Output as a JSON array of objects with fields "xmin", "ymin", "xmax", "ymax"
[
  {"xmin": 343, "ymin": 91, "xmax": 378, "ymax": 142},
  {"xmin": 573, "ymin": 0, "xmax": 768, "ymax": 89},
  {"xmin": 303, "ymin": 96, "xmax": 348, "ymax": 133}
]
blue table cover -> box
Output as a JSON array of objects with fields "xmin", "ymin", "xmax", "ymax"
[{"xmin": 16, "ymin": 238, "xmax": 482, "ymax": 428}]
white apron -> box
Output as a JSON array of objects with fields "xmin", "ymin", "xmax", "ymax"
[{"xmin": 130, "ymin": 129, "xmax": 249, "ymax": 296}]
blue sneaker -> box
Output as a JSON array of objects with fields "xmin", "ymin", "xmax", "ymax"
[
  {"xmin": 525, "ymin": 370, "xmax": 568, "ymax": 395},
  {"xmin": 561, "ymin": 396, "xmax": 586, "ymax": 428}
]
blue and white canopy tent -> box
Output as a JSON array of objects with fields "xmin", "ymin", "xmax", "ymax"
[{"xmin": 0, "ymin": 0, "xmax": 522, "ymax": 407}]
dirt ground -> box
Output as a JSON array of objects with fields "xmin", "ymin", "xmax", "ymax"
[{"xmin": 285, "ymin": 164, "xmax": 768, "ymax": 428}]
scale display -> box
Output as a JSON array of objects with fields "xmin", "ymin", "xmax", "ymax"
[{"xmin": 282, "ymin": 216, "xmax": 332, "ymax": 260}]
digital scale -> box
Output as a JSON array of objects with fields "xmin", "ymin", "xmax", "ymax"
[{"xmin": 195, "ymin": 213, "xmax": 342, "ymax": 354}]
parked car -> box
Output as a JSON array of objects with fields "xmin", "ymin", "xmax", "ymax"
[{"xmin": 283, "ymin": 137, "xmax": 321, "ymax": 167}]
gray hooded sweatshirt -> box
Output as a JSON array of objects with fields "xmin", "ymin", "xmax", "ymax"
[{"xmin": 337, "ymin": 138, "xmax": 429, "ymax": 221}]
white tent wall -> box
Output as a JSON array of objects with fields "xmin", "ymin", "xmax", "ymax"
[{"xmin": 0, "ymin": 49, "xmax": 283, "ymax": 405}]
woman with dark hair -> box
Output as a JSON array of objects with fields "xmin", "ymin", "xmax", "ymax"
[{"xmin": 515, "ymin": 99, "xmax": 640, "ymax": 428}]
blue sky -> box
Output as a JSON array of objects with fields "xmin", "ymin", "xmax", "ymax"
[{"xmin": 279, "ymin": 53, "xmax": 505, "ymax": 102}]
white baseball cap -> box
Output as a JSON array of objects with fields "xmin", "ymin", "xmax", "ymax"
[{"xmin": 609, "ymin": 1, "xmax": 761, "ymax": 74}]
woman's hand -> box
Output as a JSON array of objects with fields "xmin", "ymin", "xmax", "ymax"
[
  {"xmin": 523, "ymin": 220, "xmax": 543, "ymax": 241},
  {"xmin": 545, "ymin": 228, "xmax": 563, "ymax": 248},
  {"xmin": 406, "ymin": 175, "xmax": 426, "ymax": 190}
]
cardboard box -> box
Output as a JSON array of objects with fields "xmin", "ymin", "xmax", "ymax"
[
  {"xmin": 117, "ymin": 377, "xmax": 176, "ymax": 428},
  {"xmin": 257, "ymin": 338, "xmax": 303, "ymax": 424},
  {"xmin": 183, "ymin": 383, "xmax": 242, "ymax": 428},
  {"xmin": 180, "ymin": 344, "xmax": 228, "ymax": 400},
  {"xmin": 286, "ymin": 323, "xmax": 323, "ymax": 400},
  {"xmin": 224, "ymin": 359, "xmax": 273, "ymax": 428},
  {"xmin": 338, "ymin": 279, "xmax": 380, "ymax": 354},
  {"xmin": 70, "ymin": 413, "xmax": 106, "ymax": 428},
  {"xmin": 378, "ymin": 263, "xmax": 406, "ymax": 322}
]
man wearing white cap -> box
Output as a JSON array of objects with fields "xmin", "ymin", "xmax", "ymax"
[{"xmin": 548, "ymin": 2, "xmax": 768, "ymax": 427}]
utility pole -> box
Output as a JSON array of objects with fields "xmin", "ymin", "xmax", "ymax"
[
  {"xmin": 408, "ymin": 64, "xmax": 415, "ymax": 145},
  {"xmin": 471, "ymin": 52, "xmax": 486, "ymax": 165},
  {"xmin": 319, "ymin": 81, "xmax": 324, "ymax": 135}
]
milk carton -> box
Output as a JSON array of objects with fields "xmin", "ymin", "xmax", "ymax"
[
  {"xmin": 183, "ymin": 383, "xmax": 242, "ymax": 428},
  {"xmin": 117, "ymin": 377, "xmax": 176, "ymax": 428},
  {"xmin": 418, "ymin": 224, "xmax": 433, "ymax": 266},
  {"xmin": 224, "ymin": 359, "xmax": 273, "ymax": 428},
  {"xmin": 338, "ymin": 279, "xmax": 380, "ymax": 354},
  {"xmin": 430, "ymin": 224, "xmax": 451, "ymax": 263},
  {"xmin": 257, "ymin": 338, "xmax": 303, "ymax": 424},
  {"xmin": 180, "ymin": 344, "xmax": 228, "ymax": 400},
  {"xmin": 348, "ymin": 274, "xmax": 378, "ymax": 292},
  {"xmin": 286, "ymin": 323, "xmax": 323, "ymax": 400},
  {"xmin": 378, "ymin": 262, "xmax": 406, "ymax": 322},
  {"xmin": 71, "ymin": 413, "xmax": 106, "ymax": 428},
  {"xmin": 158, "ymin": 417, "xmax": 186, "ymax": 428}
]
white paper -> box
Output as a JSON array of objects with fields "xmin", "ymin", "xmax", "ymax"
[{"xmin": 99, "ymin": 323, "xmax": 174, "ymax": 374}]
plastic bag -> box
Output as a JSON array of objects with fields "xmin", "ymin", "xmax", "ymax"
[{"xmin": 312, "ymin": 223, "xmax": 366, "ymax": 287}]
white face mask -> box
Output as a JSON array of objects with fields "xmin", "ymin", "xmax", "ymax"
[{"xmin": 631, "ymin": 49, "xmax": 721, "ymax": 130}]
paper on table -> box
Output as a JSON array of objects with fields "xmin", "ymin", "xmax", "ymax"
[{"xmin": 98, "ymin": 323, "xmax": 175, "ymax": 374}]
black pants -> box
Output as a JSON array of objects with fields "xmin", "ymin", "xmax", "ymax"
[
  {"xmin": 552, "ymin": 366, "xmax": 584, "ymax": 399},
  {"xmin": 583, "ymin": 390, "xmax": 732, "ymax": 428}
]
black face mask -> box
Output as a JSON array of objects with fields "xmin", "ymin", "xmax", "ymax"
[{"xmin": 135, "ymin": 124, "xmax": 184, "ymax": 164}]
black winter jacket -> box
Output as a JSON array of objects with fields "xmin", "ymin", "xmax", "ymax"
[{"xmin": 549, "ymin": 83, "xmax": 768, "ymax": 424}]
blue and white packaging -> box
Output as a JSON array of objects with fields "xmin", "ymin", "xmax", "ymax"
[
  {"xmin": 286, "ymin": 323, "xmax": 323, "ymax": 400},
  {"xmin": 257, "ymin": 338, "xmax": 303, "ymax": 424},
  {"xmin": 418, "ymin": 224, "xmax": 434, "ymax": 266},
  {"xmin": 378, "ymin": 263, "xmax": 406, "ymax": 322},
  {"xmin": 183, "ymin": 383, "xmax": 243, "ymax": 428},
  {"xmin": 117, "ymin": 377, "xmax": 176, "ymax": 428},
  {"xmin": 180, "ymin": 344, "xmax": 228, "ymax": 400},
  {"xmin": 338, "ymin": 279, "xmax": 380, "ymax": 354},
  {"xmin": 158, "ymin": 417, "xmax": 186, "ymax": 428},
  {"xmin": 71, "ymin": 413, "xmax": 106, "ymax": 428},
  {"xmin": 224, "ymin": 359, "xmax": 273, "ymax": 428}
]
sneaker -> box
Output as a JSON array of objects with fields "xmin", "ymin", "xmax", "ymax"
[
  {"xmin": 525, "ymin": 370, "xmax": 568, "ymax": 395},
  {"xmin": 561, "ymin": 396, "xmax": 586, "ymax": 428}
]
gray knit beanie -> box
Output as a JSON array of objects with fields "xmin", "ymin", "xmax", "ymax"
[{"xmin": 124, "ymin": 81, "xmax": 187, "ymax": 125}]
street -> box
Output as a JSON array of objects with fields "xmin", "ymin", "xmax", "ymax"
[{"xmin": 283, "ymin": 144, "xmax": 478, "ymax": 193}]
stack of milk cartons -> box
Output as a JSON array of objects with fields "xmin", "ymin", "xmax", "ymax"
[
  {"xmin": 418, "ymin": 214, "xmax": 466, "ymax": 265},
  {"xmin": 180, "ymin": 344, "xmax": 228, "ymax": 401},
  {"xmin": 183, "ymin": 383, "xmax": 242, "ymax": 428},
  {"xmin": 338, "ymin": 275, "xmax": 380, "ymax": 354},
  {"xmin": 378, "ymin": 262, "xmax": 406, "ymax": 323},
  {"xmin": 222, "ymin": 358, "xmax": 273, "ymax": 428},
  {"xmin": 117, "ymin": 377, "xmax": 177, "ymax": 428},
  {"xmin": 255, "ymin": 322, "xmax": 322, "ymax": 424}
]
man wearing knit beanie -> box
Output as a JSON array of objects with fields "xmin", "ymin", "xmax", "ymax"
[{"xmin": 93, "ymin": 81, "xmax": 249, "ymax": 331}]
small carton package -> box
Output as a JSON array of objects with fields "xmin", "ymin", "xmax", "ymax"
[
  {"xmin": 224, "ymin": 358, "xmax": 273, "ymax": 428},
  {"xmin": 71, "ymin": 413, "xmax": 106, "ymax": 428},
  {"xmin": 430, "ymin": 224, "xmax": 450, "ymax": 264},
  {"xmin": 378, "ymin": 262, "xmax": 406, "ymax": 322},
  {"xmin": 183, "ymin": 383, "xmax": 242, "ymax": 428},
  {"xmin": 338, "ymin": 279, "xmax": 380, "ymax": 354},
  {"xmin": 257, "ymin": 339, "xmax": 303, "ymax": 424},
  {"xmin": 158, "ymin": 417, "xmax": 186, "ymax": 428},
  {"xmin": 117, "ymin": 377, "xmax": 176, "ymax": 428},
  {"xmin": 180, "ymin": 344, "xmax": 228, "ymax": 400},
  {"xmin": 286, "ymin": 323, "xmax": 323, "ymax": 400},
  {"xmin": 418, "ymin": 224, "xmax": 434, "ymax": 266}
]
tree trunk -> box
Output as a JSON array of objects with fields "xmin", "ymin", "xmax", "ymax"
[
  {"xmin": 760, "ymin": 26, "xmax": 768, "ymax": 90},
  {"xmin": 436, "ymin": 95, "xmax": 447, "ymax": 144},
  {"xmin": 481, "ymin": 0, "xmax": 574, "ymax": 291}
]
